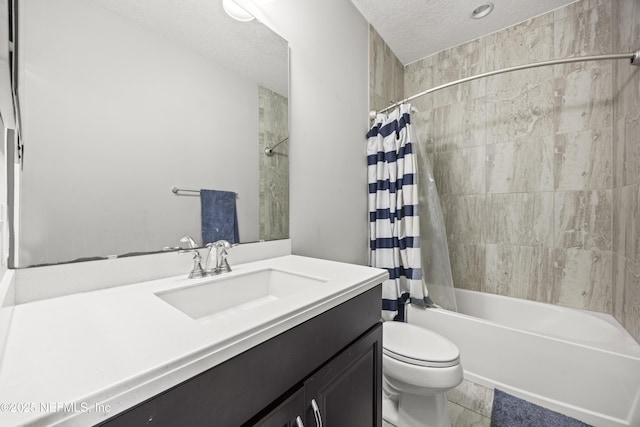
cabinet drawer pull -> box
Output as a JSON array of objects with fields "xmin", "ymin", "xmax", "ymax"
[
  {"xmin": 295, "ymin": 415, "xmax": 304, "ymax": 427},
  {"xmin": 311, "ymin": 399, "xmax": 323, "ymax": 427}
]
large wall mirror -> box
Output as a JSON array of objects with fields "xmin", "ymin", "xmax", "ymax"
[{"xmin": 15, "ymin": 0, "xmax": 289, "ymax": 267}]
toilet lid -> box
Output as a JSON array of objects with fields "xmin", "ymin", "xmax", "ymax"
[{"xmin": 383, "ymin": 321, "xmax": 460, "ymax": 368}]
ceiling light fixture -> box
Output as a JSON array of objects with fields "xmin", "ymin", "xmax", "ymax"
[
  {"xmin": 222, "ymin": 0, "xmax": 255, "ymax": 22},
  {"xmin": 471, "ymin": 3, "xmax": 494, "ymax": 19}
]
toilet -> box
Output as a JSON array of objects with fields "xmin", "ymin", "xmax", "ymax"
[{"xmin": 382, "ymin": 321, "xmax": 463, "ymax": 427}]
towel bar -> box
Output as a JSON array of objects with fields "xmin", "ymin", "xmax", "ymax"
[{"xmin": 171, "ymin": 187, "xmax": 239, "ymax": 198}]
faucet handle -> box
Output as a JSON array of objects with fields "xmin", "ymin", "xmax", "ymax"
[
  {"xmin": 179, "ymin": 248, "xmax": 206, "ymax": 278},
  {"xmin": 219, "ymin": 247, "xmax": 232, "ymax": 273},
  {"xmin": 179, "ymin": 235, "xmax": 199, "ymax": 249}
]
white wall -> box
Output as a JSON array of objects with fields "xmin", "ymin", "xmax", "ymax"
[
  {"xmin": 0, "ymin": 126, "xmax": 7, "ymax": 277},
  {"xmin": 18, "ymin": 0, "xmax": 260, "ymax": 266},
  {"xmin": 242, "ymin": 0, "xmax": 370, "ymax": 265}
]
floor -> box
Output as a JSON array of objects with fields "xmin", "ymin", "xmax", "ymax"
[{"xmin": 383, "ymin": 379, "xmax": 494, "ymax": 427}]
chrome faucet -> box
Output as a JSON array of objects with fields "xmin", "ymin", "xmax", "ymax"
[
  {"xmin": 205, "ymin": 240, "xmax": 233, "ymax": 275},
  {"xmin": 179, "ymin": 235, "xmax": 206, "ymax": 279}
]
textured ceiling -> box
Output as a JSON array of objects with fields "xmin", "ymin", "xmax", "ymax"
[
  {"xmin": 350, "ymin": 0, "xmax": 579, "ymax": 65},
  {"xmin": 88, "ymin": 0, "xmax": 288, "ymax": 96}
]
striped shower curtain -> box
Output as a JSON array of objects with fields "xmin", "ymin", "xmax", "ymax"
[{"xmin": 367, "ymin": 104, "xmax": 432, "ymax": 321}]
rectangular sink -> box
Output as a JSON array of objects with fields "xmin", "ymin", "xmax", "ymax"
[{"xmin": 156, "ymin": 269, "xmax": 328, "ymax": 321}]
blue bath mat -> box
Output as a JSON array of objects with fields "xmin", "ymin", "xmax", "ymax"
[{"xmin": 490, "ymin": 389, "xmax": 591, "ymax": 427}]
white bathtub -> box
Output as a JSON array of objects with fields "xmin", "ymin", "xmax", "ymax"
[{"xmin": 407, "ymin": 289, "xmax": 640, "ymax": 427}]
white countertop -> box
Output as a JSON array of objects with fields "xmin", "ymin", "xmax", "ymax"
[{"xmin": 0, "ymin": 255, "xmax": 387, "ymax": 426}]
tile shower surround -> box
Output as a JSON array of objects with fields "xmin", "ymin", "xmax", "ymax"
[
  {"xmin": 370, "ymin": 0, "xmax": 640, "ymax": 344},
  {"xmin": 258, "ymin": 86, "xmax": 289, "ymax": 241}
]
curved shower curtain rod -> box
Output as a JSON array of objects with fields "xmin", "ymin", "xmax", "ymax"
[{"xmin": 369, "ymin": 49, "xmax": 640, "ymax": 118}]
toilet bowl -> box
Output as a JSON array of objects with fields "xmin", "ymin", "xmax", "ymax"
[{"xmin": 382, "ymin": 321, "xmax": 463, "ymax": 427}]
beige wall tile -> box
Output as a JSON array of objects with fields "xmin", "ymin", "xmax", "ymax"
[
  {"xmin": 554, "ymin": 190, "xmax": 612, "ymax": 251},
  {"xmin": 440, "ymin": 195, "xmax": 486, "ymax": 244},
  {"xmin": 486, "ymin": 78, "xmax": 555, "ymax": 142},
  {"xmin": 412, "ymin": 110, "xmax": 435, "ymax": 157},
  {"xmin": 485, "ymin": 193, "xmax": 554, "ymax": 247},
  {"xmin": 432, "ymin": 99, "xmax": 486, "ymax": 151},
  {"xmin": 555, "ymin": 127, "xmax": 612, "ymax": 190},
  {"xmin": 554, "ymin": 0, "xmax": 612, "ymax": 57},
  {"xmin": 485, "ymin": 67, "xmax": 553, "ymax": 103},
  {"xmin": 553, "ymin": 62, "xmax": 612, "ymax": 135},
  {"xmin": 486, "ymin": 136, "xmax": 554, "ymax": 193},
  {"xmin": 404, "ymin": 56, "xmax": 433, "ymax": 113},
  {"xmin": 612, "ymin": 184, "xmax": 640, "ymax": 263},
  {"xmin": 369, "ymin": 25, "xmax": 404, "ymax": 112},
  {"xmin": 551, "ymin": 248, "xmax": 613, "ymax": 313},
  {"xmin": 434, "ymin": 147, "xmax": 486, "ymax": 196},
  {"xmin": 612, "ymin": 0, "xmax": 640, "ymax": 52},
  {"xmin": 486, "ymin": 14, "xmax": 554, "ymax": 69},
  {"xmin": 431, "ymin": 39, "xmax": 485, "ymax": 109},
  {"xmin": 613, "ymin": 252, "xmax": 640, "ymax": 344},
  {"xmin": 448, "ymin": 242, "xmax": 485, "ymax": 291},
  {"xmin": 554, "ymin": 0, "xmax": 609, "ymax": 22},
  {"xmin": 613, "ymin": 113, "xmax": 640, "ymax": 188},
  {"xmin": 485, "ymin": 244, "xmax": 553, "ymax": 301}
]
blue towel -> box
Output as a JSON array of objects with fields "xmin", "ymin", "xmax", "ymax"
[{"xmin": 200, "ymin": 189, "xmax": 239, "ymax": 245}]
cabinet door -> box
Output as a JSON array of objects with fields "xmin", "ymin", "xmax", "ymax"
[
  {"xmin": 252, "ymin": 388, "xmax": 305, "ymax": 427},
  {"xmin": 304, "ymin": 323, "xmax": 382, "ymax": 427}
]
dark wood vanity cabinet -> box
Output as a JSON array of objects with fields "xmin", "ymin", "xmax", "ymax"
[
  {"xmin": 252, "ymin": 323, "xmax": 381, "ymax": 427},
  {"xmin": 99, "ymin": 285, "xmax": 382, "ymax": 427}
]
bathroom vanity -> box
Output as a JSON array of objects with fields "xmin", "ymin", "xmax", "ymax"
[
  {"xmin": 100, "ymin": 287, "xmax": 382, "ymax": 426},
  {"xmin": 0, "ymin": 255, "xmax": 387, "ymax": 427}
]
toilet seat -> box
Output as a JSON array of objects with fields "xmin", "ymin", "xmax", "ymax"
[{"xmin": 383, "ymin": 321, "xmax": 460, "ymax": 368}]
